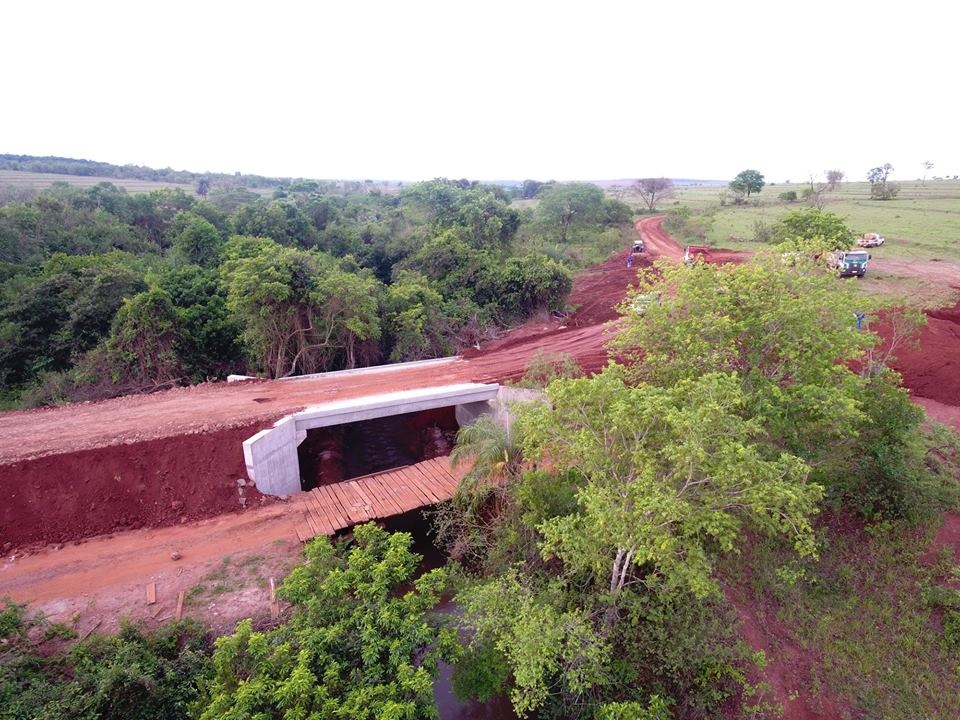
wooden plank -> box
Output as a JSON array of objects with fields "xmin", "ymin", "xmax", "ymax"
[
  {"xmin": 383, "ymin": 469, "xmax": 421, "ymax": 511},
  {"xmin": 411, "ymin": 460, "xmax": 451, "ymax": 500},
  {"xmin": 411, "ymin": 458, "xmax": 448, "ymax": 492},
  {"xmin": 307, "ymin": 491, "xmax": 333, "ymax": 535},
  {"xmin": 350, "ymin": 478, "xmax": 380, "ymax": 518},
  {"xmin": 403, "ymin": 467, "xmax": 439, "ymax": 505},
  {"xmin": 315, "ymin": 485, "xmax": 349, "ymax": 530},
  {"xmin": 428, "ymin": 457, "xmax": 464, "ymax": 491},
  {"xmin": 327, "ymin": 483, "xmax": 359, "ymax": 527},
  {"xmin": 295, "ymin": 523, "xmax": 312, "ymax": 543},
  {"xmin": 145, "ymin": 582, "xmax": 157, "ymax": 605},
  {"xmin": 331, "ymin": 483, "xmax": 367, "ymax": 524},
  {"xmin": 363, "ymin": 475, "xmax": 402, "ymax": 517},
  {"xmin": 339, "ymin": 481, "xmax": 373, "ymax": 523},
  {"xmin": 417, "ymin": 459, "xmax": 458, "ymax": 497},
  {"xmin": 322, "ymin": 484, "xmax": 355, "ymax": 529},
  {"xmin": 303, "ymin": 510, "xmax": 322, "ymax": 538},
  {"xmin": 305, "ymin": 492, "xmax": 337, "ymax": 534},
  {"xmin": 377, "ymin": 472, "xmax": 412, "ymax": 515},
  {"xmin": 175, "ymin": 591, "xmax": 185, "ymax": 621},
  {"xmin": 269, "ymin": 578, "xmax": 279, "ymax": 620}
]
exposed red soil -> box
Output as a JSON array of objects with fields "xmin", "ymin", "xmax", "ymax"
[
  {"xmin": 887, "ymin": 301, "xmax": 960, "ymax": 408},
  {"xmin": 726, "ymin": 591, "xmax": 850, "ymax": 720},
  {"xmin": 1, "ymin": 421, "xmax": 279, "ymax": 550}
]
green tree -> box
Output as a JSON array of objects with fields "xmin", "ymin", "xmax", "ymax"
[
  {"xmin": 169, "ymin": 212, "xmax": 223, "ymax": 267},
  {"xmin": 729, "ymin": 169, "xmax": 765, "ymax": 198},
  {"xmin": 534, "ymin": 183, "xmax": 606, "ymax": 243},
  {"xmin": 825, "ymin": 169, "xmax": 844, "ymax": 190},
  {"xmin": 382, "ymin": 272, "xmax": 454, "ymax": 361},
  {"xmin": 867, "ymin": 163, "xmax": 899, "ymax": 200},
  {"xmin": 612, "ymin": 254, "xmax": 875, "ymax": 466},
  {"xmin": 105, "ymin": 289, "xmax": 184, "ymax": 388},
  {"xmin": 316, "ymin": 267, "xmax": 382, "ymax": 369},
  {"xmin": 197, "ymin": 524, "xmax": 458, "ymax": 720},
  {"xmin": 155, "ymin": 266, "xmax": 243, "ymax": 380},
  {"xmin": 458, "ymin": 571, "xmax": 610, "ymax": 717},
  {"xmin": 517, "ymin": 368, "xmax": 821, "ymax": 598},
  {"xmin": 632, "ymin": 178, "xmax": 674, "ymax": 212},
  {"xmin": 770, "ymin": 208, "xmax": 855, "ymax": 249}
]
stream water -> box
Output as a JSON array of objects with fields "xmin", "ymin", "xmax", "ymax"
[{"xmin": 380, "ymin": 511, "xmax": 518, "ymax": 720}]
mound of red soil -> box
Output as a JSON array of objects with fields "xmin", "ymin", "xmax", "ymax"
[
  {"xmin": 887, "ymin": 300, "xmax": 960, "ymax": 406},
  {"xmin": 685, "ymin": 244, "xmax": 747, "ymax": 265},
  {"xmin": 0, "ymin": 421, "xmax": 276, "ymax": 550}
]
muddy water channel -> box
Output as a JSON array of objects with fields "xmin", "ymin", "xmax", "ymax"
[
  {"xmin": 380, "ymin": 511, "xmax": 518, "ymax": 720},
  {"xmin": 298, "ymin": 407, "xmax": 458, "ymax": 489}
]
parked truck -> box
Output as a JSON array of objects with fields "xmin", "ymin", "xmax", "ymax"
[
  {"xmin": 857, "ymin": 232, "xmax": 885, "ymax": 248},
  {"xmin": 829, "ymin": 249, "xmax": 871, "ymax": 278}
]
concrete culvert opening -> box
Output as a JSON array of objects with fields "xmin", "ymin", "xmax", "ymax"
[{"xmin": 297, "ymin": 407, "xmax": 459, "ymax": 491}]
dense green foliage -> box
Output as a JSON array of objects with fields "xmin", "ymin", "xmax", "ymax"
[
  {"xmin": 0, "ymin": 599, "xmax": 209, "ymax": 720},
  {"xmin": 769, "ymin": 208, "xmax": 855, "ymax": 249},
  {"xmin": 440, "ymin": 253, "xmax": 948, "ymax": 718},
  {"xmin": 0, "ymin": 176, "xmax": 628, "ymax": 404},
  {"xmin": 197, "ymin": 524, "xmax": 458, "ymax": 719}
]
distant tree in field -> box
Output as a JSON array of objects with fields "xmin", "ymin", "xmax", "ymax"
[
  {"xmin": 534, "ymin": 183, "xmax": 605, "ymax": 243},
  {"xmin": 770, "ymin": 208, "xmax": 854, "ymax": 249},
  {"xmin": 922, "ymin": 161, "xmax": 934, "ymax": 186},
  {"xmin": 519, "ymin": 179, "xmax": 546, "ymax": 199},
  {"xmin": 196, "ymin": 178, "xmax": 210, "ymax": 198},
  {"xmin": 633, "ymin": 177, "xmax": 675, "ymax": 211},
  {"xmin": 825, "ymin": 170, "xmax": 844, "ymax": 190},
  {"xmin": 867, "ymin": 163, "xmax": 899, "ymax": 200},
  {"xmin": 729, "ymin": 169, "xmax": 765, "ymax": 198}
]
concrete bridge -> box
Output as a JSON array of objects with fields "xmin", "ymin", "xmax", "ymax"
[{"xmin": 243, "ymin": 382, "xmax": 500, "ymax": 496}]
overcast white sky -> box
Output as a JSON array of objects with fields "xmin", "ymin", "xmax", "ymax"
[{"xmin": 2, "ymin": 0, "xmax": 957, "ymax": 183}]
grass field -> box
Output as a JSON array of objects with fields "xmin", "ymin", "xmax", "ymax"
[
  {"xmin": 652, "ymin": 180, "xmax": 960, "ymax": 262},
  {"xmin": 0, "ymin": 169, "xmax": 202, "ymax": 195}
]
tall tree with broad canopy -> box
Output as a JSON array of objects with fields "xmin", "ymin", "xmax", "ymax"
[
  {"xmin": 825, "ymin": 169, "xmax": 845, "ymax": 190},
  {"xmin": 516, "ymin": 368, "xmax": 821, "ymax": 599},
  {"xmin": 729, "ymin": 169, "xmax": 765, "ymax": 198},
  {"xmin": 632, "ymin": 177, "xmax": 674, "ymax": 211},
  {"xmin": 867, "ymin": 163, "xmax": 899, "ymax": 199},
  {"xmin": 534, "ymin": 183, "xmax": 606, "ymax": 243},
  {"xmin": 220, "ymin": 236, "xmax": 382, "ymax": 377},
  {"xmin": 611, "ymin": 254, "xmax": 877, "ymax": 467}
]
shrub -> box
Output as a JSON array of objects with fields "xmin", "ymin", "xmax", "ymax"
[{"xmin": 778, "ymin": 190, "xmax": 798, "ymax": 202}]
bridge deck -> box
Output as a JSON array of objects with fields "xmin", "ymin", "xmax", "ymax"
[{"xmin": 290, "ymin": 455, "xmax": 467, "ymax": 541}]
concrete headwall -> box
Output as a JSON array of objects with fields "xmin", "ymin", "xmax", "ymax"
[{"xmin": 243, "ymin": 383, "xmax": 500, "ymax": 496}]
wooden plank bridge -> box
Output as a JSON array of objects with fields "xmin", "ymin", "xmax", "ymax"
[{"xmin": 290, "ymin": 455, "xmax": 468, "ymax": 542}]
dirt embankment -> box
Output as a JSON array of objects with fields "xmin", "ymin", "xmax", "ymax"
[
  {"xmin": 1, "ymin": 421, "xmax": 280, "ymax": 550},
  {"xmin": 888, "ymin": 302, "xmax": 960, "ymax": 407}
]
